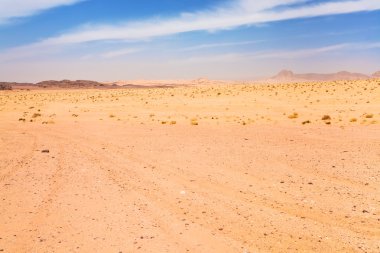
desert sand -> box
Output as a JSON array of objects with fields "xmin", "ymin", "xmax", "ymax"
[{"xmin": 0, "ymin": 79, "xmax": 379, "ymax": 252}]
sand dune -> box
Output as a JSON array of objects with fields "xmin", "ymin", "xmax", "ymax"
[{"xmin": 0, "ymin": 79, "xmax": 379, "ymax": 252}]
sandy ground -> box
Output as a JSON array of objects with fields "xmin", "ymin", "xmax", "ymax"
[{"xmin": 0, "ymin": 80, "xmax": 379, "ymax": 253}]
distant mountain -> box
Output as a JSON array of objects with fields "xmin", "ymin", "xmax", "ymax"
[
  {"xmin": 372, "ymin": 71, "xmax": 380, "ymax": 78},
  {"xmin": 272, "ymin": 70, "xmax": 297, "ymax": 80},
  {"xmin": 272, "ymin": 70, "xmax": 370, "ymax": 81}
]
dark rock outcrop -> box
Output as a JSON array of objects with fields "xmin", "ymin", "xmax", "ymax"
[
  {"xmin": 36, "ymin": 80, "xmax": 109, "ymax": 89},
  {"xmin": 0, "ymin": 83, "xmax": 13, "ymax": 90}
]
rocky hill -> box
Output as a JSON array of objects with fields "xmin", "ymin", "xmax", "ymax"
[
  {"xmin": 36, "ymin": 80, "xmax": 111, "ymax": 89},
  {"xmin": 0, "ymin": 83, "xmax": 13, "ymax": 90}
]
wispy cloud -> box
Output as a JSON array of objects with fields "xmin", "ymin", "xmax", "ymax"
[
  {"xmin": 178, "ymin": 40, "xmax": 264, "ymax": 52},
  {"xmin": 252, "ymin": 44, "xmax": 351, "ymax": 59},
  {"xmin": 355, "ymin": 41, "xmax": 380, "ymax": 49},
  {"xmin": 1, "ymin": 0, "xmax": 379, "ymax": 64},
  {"xmin": 38, "ymin": 0, "xmax": 380, "ymax": 45},
  {"xmin": 176, "ymin": 42, "xmax": 380, "ymax": 63},
  {"xmin": 0, "ymin": 0, "xmax": 84, "ymax": 24},
  {"xmin": 101, "ymin": 48, "xmax": 141, "ymax": 58},
  {"xmin": 0, "ymin": 43, "xmax": 61, "ymax": 62}
]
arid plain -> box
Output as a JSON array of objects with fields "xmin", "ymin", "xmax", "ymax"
[{"xmin": 0, "ymin": 79, "xmax": 379, "ymax": 253}]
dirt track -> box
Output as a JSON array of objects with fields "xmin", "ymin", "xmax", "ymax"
[{"xmin": 1, "ymin": 81, "xmax": 379, "ymax": 252}]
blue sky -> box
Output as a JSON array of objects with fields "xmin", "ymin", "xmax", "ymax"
[{"xmin": 0, "ymin": 0, "xmax": 379, "ymax": 82}]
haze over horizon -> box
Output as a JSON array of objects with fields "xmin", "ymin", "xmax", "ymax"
[{"xmin": 1, "ymin": 0, "xmax": 380, "ymax": 82}]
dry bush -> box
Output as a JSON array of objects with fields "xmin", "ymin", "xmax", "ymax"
[
  {"xmin": 42, "ymin": 120, "xmax": 55, "ymax": 124},
  {"xmin": 288, "ymin": 113, "xmax": 298, "ymax": 119},
  {"xmin": 322, "ymin": 115, "xmax": 331, "ymax": 120},
  {"xmin": 32, "ymin": 113, "xmax": 42, "ymax": 118},
  {"xmin": 191, "ymin": 118, "xmax": 199, "ymax": 125}
]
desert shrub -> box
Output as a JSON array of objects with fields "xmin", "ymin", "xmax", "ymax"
[
  {"xmin": 191, "ymin": 118, "xmax": 198, "ymax": 125},
  {"xmin": 42, "ymin": 120, "xmax": 55, "ymax": 124},
  {"xmin": 32, "ymin": 113, "xmax": 42, "ymax": 118},
  {"xmin": 288, "ymin": 113, "xmax": 298, "ymax": 119},
  {"xmin": 322, "ymin": 115, "xmax": 331, "ymax": 120}
]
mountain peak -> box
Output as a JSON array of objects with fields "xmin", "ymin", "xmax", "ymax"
[{"xmin": 273, "ymin": 70, "xmax": 295, "ymax": 79}]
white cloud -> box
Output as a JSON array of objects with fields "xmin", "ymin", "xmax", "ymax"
[
  {"xmin": 1, "ymin": 0, "xmax": 380, "ymax": 64},
  {"xmin": 175, "ymin": 42, "xmax": 378, "ymax": 63},
  {"xmin": 0, "ymin": 0, "xmax": 84, "ymax": 24},
  {"xmin": 252, "ymin": 44, "xmax": 351, "ymax": 59},
  {"xmin": 355, "ymin": 42, "xmax": 380, "ymax": 49},
  {"xmin": 101, "ymin": 48, "xmax": 141, "ymax": 58},
  {"xmin": 178, "ymin": 40, "xmax": 264, "ymax": 52},
  {"xmin": 0, "ymin": 43, "xmax": 58, "ymax": 62},
  {"xmin": 38, "ymin": 0, "xmax": 380, "ymax": 45}
]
